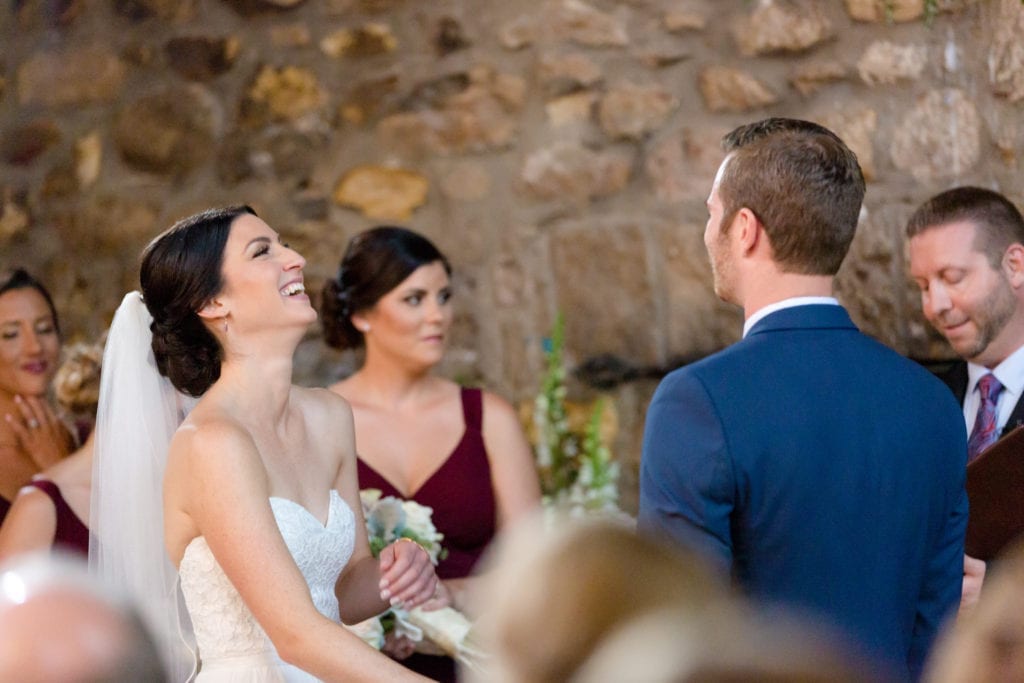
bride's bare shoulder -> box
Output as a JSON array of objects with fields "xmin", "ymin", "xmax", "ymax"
[
  {"xmin": 170, "ymin": 407, "xmax": 255, "ymax": 465},
  {"xmin": 292, "ymin": 386, "xmax": 353, "ymax": 426}
]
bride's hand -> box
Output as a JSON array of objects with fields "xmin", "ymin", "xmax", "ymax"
[{"xmin": 378, "ymin": 538, "xmax": 438, "ymax": 610}]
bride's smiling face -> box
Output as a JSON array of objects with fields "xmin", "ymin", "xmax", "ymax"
[{"xmin": 212, "ymin": 214, "xmax": 316, "ymax": 331}]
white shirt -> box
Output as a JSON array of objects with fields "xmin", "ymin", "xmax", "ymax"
[
  {"xmin": 743, "ymin": 296, "xmax": 841, "ymax": 338},
  {"xmin": 964, "ymin": 342, "xmax": 1024, "ymax": 435}
]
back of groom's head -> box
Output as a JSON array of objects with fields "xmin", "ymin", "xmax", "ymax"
[{"xmin": 717, "ymin": 118, "xmax": 865, "ymax": 277}]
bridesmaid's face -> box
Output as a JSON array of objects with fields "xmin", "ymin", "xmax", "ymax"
[
  {"xmin": 355, "ymin": 261, "xmax": 453, "ymax": 369},
  {"xmin": 0, "ymin": 288, "xmax": 61, "ymax": 398}
]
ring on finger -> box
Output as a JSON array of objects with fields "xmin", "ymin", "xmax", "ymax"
[{"xmin": 27, "ymin": 418, "xmax": 39, "ymax": 429}]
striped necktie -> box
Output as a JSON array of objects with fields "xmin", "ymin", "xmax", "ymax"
[{"xmin": 967, "ymin": 373, "xmax": 1004, "ymax": 463}]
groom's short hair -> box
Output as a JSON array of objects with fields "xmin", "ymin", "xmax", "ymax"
[{"xmin": 717, "ymin": 118, "xmax": 865, "ymax": 277}]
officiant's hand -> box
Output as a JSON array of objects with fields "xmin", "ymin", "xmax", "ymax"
[
  {"xmin": 379, "ymin": 538, "xmax": 438, "ymax": 610},
  {"xmin": 381, "ymin": 631, "xmax": 417, "ymax": 660},
  {"xmin": 418, "ymin": 578, "xmax": 454, "ymax": 612},
  {"xmin": 959, "ymin": 554, "xmax": 986, "ymax": 618}
]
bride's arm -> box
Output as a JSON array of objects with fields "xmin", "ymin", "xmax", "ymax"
[
  {"xmin": 321, "ymin": 390, "xmax": 439, "ymax": 623},
  {"xmin": 170, "ymin": 420, "xmax": 430, "ymax": 683}
]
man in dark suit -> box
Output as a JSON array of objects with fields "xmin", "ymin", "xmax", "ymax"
[
  {"xmin": 639, "ymin": 119, "xmax": 967, "ymax": 681},
  {"xmin": 907, "ymin": 186, "xmax": 1024, "ymax": 615}
]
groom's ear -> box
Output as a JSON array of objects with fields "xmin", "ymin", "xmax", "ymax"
[{"xmin": 734, "ymin": 207, "xmax": 762, "ymax": 254}]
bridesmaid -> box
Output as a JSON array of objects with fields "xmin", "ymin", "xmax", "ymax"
[
  {"xmin": 321, "ymin": 226, "xmax": 541, "ymax": 681},
  {"xmin": 0, "ymin": 269, "xmax": 75, "ymax": 524},
  {"xmin": 0, "ymin": 340, "xmax": 100, "ymax": 559}
]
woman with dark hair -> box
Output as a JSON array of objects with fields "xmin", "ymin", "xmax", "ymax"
[
  {"xmin": 0, "ymin": 269, "xmax": 74, "ymax": 525},
  {"xmin": 321, "ymin": 226, "xmax": 541, "ymax": 681},
  {"xmin": 90, "ymin": 207, "xmax": 440, "ymax": 682},
  {"xmin": 0, "ymin": 339, "xmax": 101, "ymax": 560}
]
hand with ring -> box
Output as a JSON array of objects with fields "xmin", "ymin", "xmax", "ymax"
[{"xmin": 4, "ymin": 394, "xmax": 72, "ymax": 468}]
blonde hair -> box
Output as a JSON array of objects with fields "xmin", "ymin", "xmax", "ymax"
[
  {"xmin": 53, "ymin": 337, "xmax": 104, "ymax": 416},
  {"xmin": 926, "ymin": 539, "xmax": 1024, "ymax": 683},
  {"xmin": 472, "ymin": 515, "xmax": 725, "ymax": 683}
]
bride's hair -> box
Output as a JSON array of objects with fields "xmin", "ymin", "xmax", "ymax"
[
  {"xmin": 140, "ymin": 205, "xmax": 255, "ymax": 397},
  {"xmin": 321, "ymin": 225, "xmax": 451, "ymax": 350}
]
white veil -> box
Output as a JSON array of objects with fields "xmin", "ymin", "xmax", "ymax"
[{"xmin": 89, "ymin": 291, "xmax": 198, "ymax": 682}]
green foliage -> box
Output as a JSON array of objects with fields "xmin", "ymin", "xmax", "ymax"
[{"xmin": 531, "ymin": 314, "xmax": 621, "ymax": 515}]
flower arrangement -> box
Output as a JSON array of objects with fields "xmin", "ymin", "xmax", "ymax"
[
  {"xmin": 530, "ymin": 314, "xmax": 623, "ymax": 518},
  {"xmin": 361, "ymin": 489, "xmax": 446, "ymax": 563},
  {"xmin": 347, "ymin": 490, "xmax": 485, "ymax": 673}
]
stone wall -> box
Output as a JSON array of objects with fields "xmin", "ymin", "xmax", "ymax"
[{"xmin": 2, "ymin": 0, "xmax": 1023, "ymax": 511}]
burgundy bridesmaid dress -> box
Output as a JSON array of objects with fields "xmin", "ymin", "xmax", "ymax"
[{"xmin": 357, "ymin": 387, "xmax": 496, "ymax": 682}]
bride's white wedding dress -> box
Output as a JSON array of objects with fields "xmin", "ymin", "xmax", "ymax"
[{"xmin": 179, "ymin": 490, "xmax": 356, "ymax": 682}]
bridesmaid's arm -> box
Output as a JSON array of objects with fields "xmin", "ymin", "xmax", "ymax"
[
  {"xmin": 417, "ymin": 391, "xmax": 542, "ymax": 616},
  {"xmin": 0, "ymin": 486, "xmax": 57, "ymax": 561},
  {"xmin": 481, "ymin": 390, "xmax": 542, "ymax": 527}
]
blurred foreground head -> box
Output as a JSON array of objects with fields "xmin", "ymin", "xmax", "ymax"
[
  {"xmin": 0, "ymin": 551, "xmax": 166, "ymax": 682},
  {"xmin": 926, "ymin": 539, "xmax": 1024, "ymax": 683},
  {"xmin": 470, "ymin": 514, "xmax": 726, "ymax": 683},
  {"xmin": 472, "ymin": 513, "xmax": 871, "ymax": 683}
]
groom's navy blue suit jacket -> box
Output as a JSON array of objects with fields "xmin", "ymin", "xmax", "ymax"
[{"xmin": 639, "ymin": 304, "xmax": 968, "ymax": 681}]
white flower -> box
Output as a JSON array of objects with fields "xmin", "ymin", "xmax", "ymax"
[{"xmin": 345, "ymin": 616, "xmax": 385, "ymax": 649}]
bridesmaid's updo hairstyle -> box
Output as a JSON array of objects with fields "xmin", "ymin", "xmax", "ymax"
[
  {"xmin": 140, "ymin": 205, "xmax": 256, "ymax": 397},
  {"xmin": 321, "ymin": 226, "xmax": 451, "ymax": 350}
]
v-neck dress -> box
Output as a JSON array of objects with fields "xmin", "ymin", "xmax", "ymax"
[{"xmin": 356, "ymin": 387, "xmax": 495, "ymax": 681}]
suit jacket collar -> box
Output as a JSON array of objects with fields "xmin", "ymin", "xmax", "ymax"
[{"xmin": 745, "ymin": 303, "xmax": 856, "ymax": 337}]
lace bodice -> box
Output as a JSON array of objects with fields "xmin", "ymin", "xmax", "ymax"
[{"xmin": 179, "ymin": 491, "xmax": 356, "ymax": 671}]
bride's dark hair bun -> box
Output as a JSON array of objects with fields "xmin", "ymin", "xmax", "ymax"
[
  {"xmin": 321, "ymin": 226, "xmax": 451, "ymax": 350},
  {"xmin": 140, "ymin": 205, "xmax": 256, "ymax": 397}
]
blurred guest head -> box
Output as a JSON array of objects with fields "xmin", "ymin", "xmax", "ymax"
[
  {"xmin": 926, "ymin": 538, "xmax": 1024, "ymax": 683},
  {"xmin": 53, "ymin": 336, "xmax": 105, "ymax": 443},
  {"xmin": 0, "ymin": 551, "xmax": 166, "ymax": 682},
  {"xmin": 571, "ymin": 606, "xmax": 870, "ymax": 683},
  {"xmin": 471, "ymin": 514, "xmax": 726, "ymax": 683}
]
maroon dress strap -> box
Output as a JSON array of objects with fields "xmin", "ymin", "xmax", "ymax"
[
  {"xmin": 460, "ymin": 386, "xmax": 483, "ymax": 431},
  {"xmin": 27, "ymin": 480, "xmax": 90, "ymax": 557},
  {"xmin": 0, "ymin": 496, "xmax": 10, "ymax": 527}
]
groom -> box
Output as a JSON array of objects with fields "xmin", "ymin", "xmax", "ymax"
[{"xmin": 638, "ymin": 118, "xmax": 967, "ymax": 681}]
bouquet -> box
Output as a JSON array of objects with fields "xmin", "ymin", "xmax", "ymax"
[{"xmin": 347, "ymin": 489, "xmax": 486, "ymax": 673}]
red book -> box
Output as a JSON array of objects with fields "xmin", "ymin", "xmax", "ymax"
[{"xmin": 965, "ymin": 425, "xmax": 1024, "ymax": 561}]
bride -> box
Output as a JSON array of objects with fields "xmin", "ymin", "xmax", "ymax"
[{"xmin": 90, "ymin": 206, "xmax": 439, "ymax": 682}]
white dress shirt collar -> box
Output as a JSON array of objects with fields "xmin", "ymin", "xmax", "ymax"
[
  {"xmin": 965, "ymin": 342, "xmax": 1024, "ymax": 432},
  {"xmin": 743, "ymin": 296, "xmax": 841, "ymax": 338}
]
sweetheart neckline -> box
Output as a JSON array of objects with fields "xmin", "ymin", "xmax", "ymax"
[
  {"xmin": 180, "ymin": 491, "xmax": 353, "ymax": 562},
  {"xmin": 269, "ymin": 490, "xmax": 350, "ymax": 529}
]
